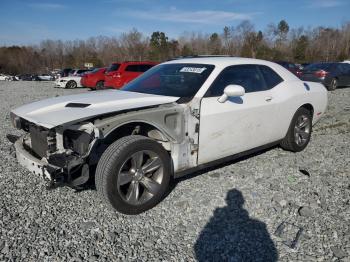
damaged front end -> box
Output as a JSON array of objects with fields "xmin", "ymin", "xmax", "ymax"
[{"xmin": 11, "ymin": 112, "xmax": 99, "ymax": 188}]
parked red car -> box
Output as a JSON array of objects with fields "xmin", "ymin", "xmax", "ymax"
[
  {"xmin": 80, "ymin": 68, "xmax": 107, "ymax": 89},
  {"xmin": 104, "ymin": 61, "xmax": 157, "ymax": 89}
]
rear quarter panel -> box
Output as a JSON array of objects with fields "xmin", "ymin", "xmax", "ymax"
[{"xmin": 272, "ymin": 80, "xmax": 327, "ymax": 139}]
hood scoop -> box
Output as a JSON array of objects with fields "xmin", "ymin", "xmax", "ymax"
[{"xmin": 65, "ymin": 103, "xmax": 91, "ymax": 108}]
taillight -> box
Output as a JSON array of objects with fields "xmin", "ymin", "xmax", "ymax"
[{"xmin": 314, "ymin": 70, "xmax": 329, "ymax": 78}]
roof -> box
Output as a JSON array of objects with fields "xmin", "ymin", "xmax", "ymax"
[
  {"xmin": 166, "ymin": 57, "xmax": 279, "ymax": 67},
  {"xmin": 164, "ymin": 57, "xmax": 299, "ymax": 81}
]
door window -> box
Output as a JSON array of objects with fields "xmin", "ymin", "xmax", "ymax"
[{"xmin": 206, "ymin": 64, "xmax": 268, "ymax": 97}]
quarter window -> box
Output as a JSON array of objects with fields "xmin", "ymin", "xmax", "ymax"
[
  {"xmin": 139, "ymin": 64, "xmax": 154, "ymax": 72},
  {"xmin": 125, "ymin": 65, "xmax": 140, "ymax": 72},
  {"xmin": 258, "ymin": 65, "xmax": 283, "ymax": 89}
]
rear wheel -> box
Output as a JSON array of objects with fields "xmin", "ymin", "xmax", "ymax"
[
  {"xmin": 95, "ymin": 135, "xmax": 171, "ymax": 214},
  {"xmin": 328, "ymin": 78, "xmax": 338, "ymax": 91},
  {"xmin": 96, "ymin": 81, "xmax": 104, "ymax": 90},
  {"xmin": 65, "ymin": 80, "xmax": 77, "ymax": 89},
  {"xmin": 280, "ymin": 107, "xmax": 312, "ymax": 152}
]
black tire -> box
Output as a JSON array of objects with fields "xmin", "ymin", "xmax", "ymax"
[
  {"xmin": 280, "ymin": 107, "xmax": 312, "ymax": 152},
  {"xmin": 328, "ymin": 78, "xmax": 338, "ymax": 91},
  {"xmin": 95, "ymin": 81, "xmax": 104, "ymax": 90},
  {"xmin": 65, "ymin": 80, "xmax": 77, "ymax": 89},
  {"xmin": 95, "ymin": 135, "xmax": 171, "ymax": 215}
]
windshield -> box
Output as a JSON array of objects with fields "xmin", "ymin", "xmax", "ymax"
[
  {"xmin": 106, "ymin": 63, "xmax": 120, "ymax": 73},
  {"xmin": 121, "ymin": 63, "xmax": 215, "ymax": 98}
]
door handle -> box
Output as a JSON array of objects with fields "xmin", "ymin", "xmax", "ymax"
[{"xmin": 265, "ymin": 96, "xmax": 273, "ymax": 102}]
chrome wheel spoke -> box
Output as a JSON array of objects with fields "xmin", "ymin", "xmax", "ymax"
[
  {"xmin": 142, "ymin": 157, "xmax": 161, "ymax": 174},
  {"xmin": 118, "ymin": 172, "xmax": 133, "ymax": 186},
  {"xmin": 131, "ymin": 152, "xmax": 143, "ymax": 169},
  {"xmin": 299, "ymin": 130, "xmax": 309, "ymax": 139},
  {"xmin": 126, "ymin": 181, "xmax": 140, "ymax": 204},
  {"xmin": 299, "ymin": 118, "xmax": 308, "ymax": 128},
  {"xmin": 140, "ymin": 177, "xmax": 161, "ymax": 195}
]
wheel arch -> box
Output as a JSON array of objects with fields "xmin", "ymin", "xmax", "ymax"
[
  {"xmin": 66, "ymin": 80, "xmax": 77, "ymax": 88},
  {"xmin": 89, "ymin": 120, "xmax": 174, "ymax": 167},
  {"xmin": 300, "ymin": 103, "xmax": 314, "ymax": 118},
  {"xmin": 103, "ymin": 121, "xmax": 172, "ymax": 145}
]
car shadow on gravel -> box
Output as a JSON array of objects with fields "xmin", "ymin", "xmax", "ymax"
[{"xmin": 194, "ymin": 189, "xmax": 278, "ymax": 262}]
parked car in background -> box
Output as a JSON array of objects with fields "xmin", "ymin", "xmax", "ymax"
[
  {"xmin": 10, "ymin": 57, "xmax": 327, "ymax": 214},
  {"xmin": 301, "ymin": 63, "xmax": 310, "ymax": 69},
  {"xmin": 275, "ymin": 61, "xmax": 303, "ymax": 77},
  {"xmin": 69, "ymin": 69, "xmax": 92, "ymax": 76},
  {"xmin": 35, "ymin": 74, "xmax": 55, "ymax": 81},
  {"xmin": 60, "ymin": 68, "xmax": 73, "ymax": 77},
  {"xmin": 0, "ymin": 74, "xmax": 12, "ymax": 81},
  {"xmin": 300, "ymin": 62, "xmax": 350, "ymax": 90},
  {"xmin": 81, "ymin": 67, "xmax": 107, "ymax": 90},
  {"xmin": 343, "ymin": 60, "xmax": 350, "ymax": 64},
  {"xmin": 104, "ymin": 61, "xmax": 157, "ymax": 89},
  {"xmin": 55, "ymin": 75, "xmax": 83, "ymax": 88},
  {"xmin": 18, "ymin": 74, "xmax": 35, "ymax": 81},
  {"xmin": 55, "ymin": 69, "xmax": 92, "ymax": 88}
]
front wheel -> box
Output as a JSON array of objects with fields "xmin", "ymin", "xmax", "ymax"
[
  {"xmin": 95, "ymin": 135, "xmax": 171, "ymax": 214},
  {"xmin": 280, "ymin": 107, "xmax": 312, "ymax": 152},
  {"xmin": 65, "ymin": 80, "xmax": 77, "ymax": 89}
]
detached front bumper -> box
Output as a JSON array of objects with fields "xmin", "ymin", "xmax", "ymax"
[{"xmin": 14, "ymin": 136, "xmax": 61, "ymax": 181}]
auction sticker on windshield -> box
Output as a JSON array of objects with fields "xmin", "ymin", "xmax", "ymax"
[{"xmin": 180, "ymin": 67, "xmax": 207, "ymax": 74}]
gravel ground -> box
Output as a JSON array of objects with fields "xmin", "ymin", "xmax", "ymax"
[{"xmin": 0, "ymin": 81, "xmax": 349, "ymax": 261}]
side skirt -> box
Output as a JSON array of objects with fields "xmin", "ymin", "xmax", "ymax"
[{"xmin": 174, "ymin": 140, "xmax": 282, "ymax": 179}]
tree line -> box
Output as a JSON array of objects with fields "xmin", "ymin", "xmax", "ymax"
[{"xmin": 0, "ymin": 20, "xmax": 349, "ymax": 75}]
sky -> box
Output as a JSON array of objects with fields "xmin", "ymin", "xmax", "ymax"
[{"xmin": 0, "ymin": 0, "xmax": 349, "ymax": 45}]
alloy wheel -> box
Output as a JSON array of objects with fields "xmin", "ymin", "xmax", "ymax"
[
  {"xmin": 117, "ymin": 150, "xmax": 164, "ymax": 205},
  {"xmin": 294, "ymin": 115, "xmax": 311, "ymax": 146}
]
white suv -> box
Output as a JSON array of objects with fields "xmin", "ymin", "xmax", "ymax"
[{"xmin": 10, "ymin": 57, "xmax": 328, "ymax": 214}]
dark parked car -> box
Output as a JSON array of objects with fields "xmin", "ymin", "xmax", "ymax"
[
  {"xmin": 59, "ymin": 68, "xmax": 73, "ymax": 77},
  {"xmin": 18, "ymin": 74, "xmax": 35, "ymax": 81},
  {"xmin": 275, "ymin": 61, "xmax": 303, "ymax": 77},
  {"xmin": 301, "ymin": 63, "xmax": 310, "ymax": 69},
  {"xmin": 300, "ymin": 63, "xmax": 350, "ymax": 90}
]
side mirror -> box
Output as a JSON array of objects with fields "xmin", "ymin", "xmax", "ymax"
[{"xmin": 218, "ymin": 85, "xmax": 245, "ymax": 103}]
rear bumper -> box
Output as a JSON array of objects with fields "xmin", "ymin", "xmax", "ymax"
[{"xmin": 14, "ymin": 136, "xmax": 61, "ymax": 181}]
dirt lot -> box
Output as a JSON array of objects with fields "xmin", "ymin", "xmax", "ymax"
[{"xmin": 0, "ymin": 81, "xmax": 349, "ymax": 261}]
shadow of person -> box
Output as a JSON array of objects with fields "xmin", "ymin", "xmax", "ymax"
[{"xmin": 194, "ymin": 189, "xmax": 278, "ymax": 262}]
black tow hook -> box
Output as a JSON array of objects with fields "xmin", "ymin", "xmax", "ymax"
[{"xmin": 6, "ymin": 134, "xmax": 20, "ymax": 144}]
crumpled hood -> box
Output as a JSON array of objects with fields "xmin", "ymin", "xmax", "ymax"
[{"xmin": 12, "ymin": 90, "xmax": 179, "ymax": 128}]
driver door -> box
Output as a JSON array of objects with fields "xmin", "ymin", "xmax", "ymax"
[{"xmin": 197, "ymin": 64, "xmax": 281, "ymax": 164}]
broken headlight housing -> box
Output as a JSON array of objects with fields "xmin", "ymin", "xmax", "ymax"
[{"xmin": 63, "ymin": 129, "xmax": 93, "ymax": 156}]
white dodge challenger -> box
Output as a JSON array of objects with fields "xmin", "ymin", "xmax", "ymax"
[
  {"xmin": 54, "ymin": 76, "xmax": 83, "ymax": 88},
  {"xmin": 10, "ymin": 57, "xmax": 328, "ymax": 214}
]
